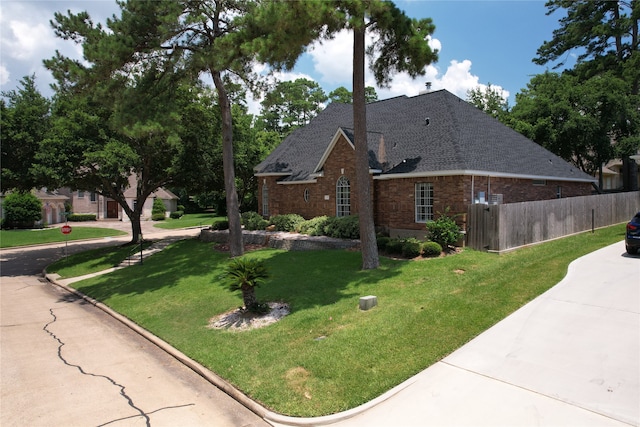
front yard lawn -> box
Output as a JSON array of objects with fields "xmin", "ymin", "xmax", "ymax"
[
  {"xmin": 0, "ymin": 227, "xmax": 126, "ymax": 249},
  {"xmin": 68, "ymin": 224, "xmax": 625, "ymax": 417},
  {"xmin": 152, "ymin": 213, "xmax": 226, "ymax": 230}
]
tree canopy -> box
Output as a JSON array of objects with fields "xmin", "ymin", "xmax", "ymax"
[
  {"xmin": 259, "ymin": 78, "xmax": 328, "ymax": 137},
  {"xmin": 1, "ymin": 76, "xmax": 51, "ymax": 193}
]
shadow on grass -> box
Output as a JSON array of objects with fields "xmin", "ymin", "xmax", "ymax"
[{"xmin": 72, "ymin": 239, "xmax": 405, "ymax": 314}]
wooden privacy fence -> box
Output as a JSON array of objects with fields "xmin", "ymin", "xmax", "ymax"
[{"xmin": 466, "ymin": 191, "xmax": 640, "ymax": 253}]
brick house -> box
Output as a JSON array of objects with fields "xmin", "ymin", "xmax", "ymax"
[{"xmin": 254, "ymin": 90, "xmax": 596, "ymax": 238}]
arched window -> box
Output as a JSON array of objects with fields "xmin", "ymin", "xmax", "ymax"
[
  {"xmin": 336, "ymin": 176, "xmax": 350, "ymax": 217},
  {"xmin": 262, "ymin": 184, "xmax": 269, "ymax": 217}
]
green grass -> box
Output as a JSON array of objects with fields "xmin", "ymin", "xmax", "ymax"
[
  {"xmin": 69, "ymin": 225, "xmax": 625, "ymax": 417},
  {"xmin": 0, "ymin": 227, "xmax": 127, "ymax": 248},
  {"xmin": 153, "ymin": 213, "xmax": 226, "ymax": 230},
  {"xmin": 46, "ymin": 241, "xmax": 154, "ymax": 279}
]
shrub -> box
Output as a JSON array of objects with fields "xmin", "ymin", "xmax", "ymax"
[
  {"xmin": 241, "ymin": 211, "xmax": 269, "ymax": 231},
  {"xmin": 323, "ymin": 215, "xmax": 360, "ymax": 239},
  {"xmin": 224, "ymin": 257, "xmax": 269, "ymax": 313},
  {"xmin": 385, "ymin": 238, "xmax": 405, "ymax": 255},
  {"xmin": 152, "ymin": 198, "xmax": 166, "ymax": 216},
  {"xmin": 211, "ymin": 220, "xmax": 229, "ymax": 230},
  {"xmin": 170, "ymin": 210, "xmax": 184, "ymax": 219},
  {"xmin": 402, "ymin": 238, "xmax": 422, "ymax": 258},
  {"xmin": 67, "ymin": 214, "xmax": 97, "ymax": 222},
  {"xmin": 422, "ymin": 241, "xmax": 443, "ymax": 257},
  {"xmin": 376, "ymin": 236, "xmax": 391, "ymax": 250},
  {"xmin": 426, "ymin": 208, "xmax": 461, "ymax": 249},
  {"xmin": 152, "ymin": 213, "xmax": 166, "ymax": 221},
  {"xmin": 2, "ymin": 192, "xmax": 42, "ymax": 229},
  {"xmin": 297, "ymin": 216, "xmax": 328, "ymax": 236},
  {"xmin": 269, "ymin": 214, "xmax": 305, "ymax": 232}
]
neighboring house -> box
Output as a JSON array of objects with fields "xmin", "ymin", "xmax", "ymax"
[
  {"xmin": 254, "ymin": 89, "xmax": 597, "ymax": 238},
  {"xmin": 595, "ymin": 158, "xmax": 640, "ymax": 192},
  {"xmin": 0, "ymin": 189, "xmax": 70, "ymax": 226},
  {"xmin": 35, "ymin": 188, "xmax": 70, "ymax": 225},
  {"xmin": 71, "ymin": 175, "xmax": 178, "ymax": 222}
]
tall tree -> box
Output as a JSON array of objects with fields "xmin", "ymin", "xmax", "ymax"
[
  {"xmin": 328, "ymin": 85, "xmax": 379, "ymax": 104},
  {"xmin": 46, "ymin": 1, "xmax": 264, "ymax": 255},
  {"xmin": 535, "ymin": 0, "xmax": 639, "ymax": 90},
  {"xmin": 467, "ymin": 83, "xmax": 510, "ymax": 122},
  {"xmin": 259, "ymin": 78, "xmax": 328, "ymax": 137},
  {"xmin": 534, "ymin": 0, "xmax": 640, "ymax": 190},
  {"xmin": 37, "ymin": 64, "xmax": 207, "ymax": 243},
  {"xmin": 510, "ymin": 71, "xmax": 638, "ymax": 190},
  {"xmin": 1, "ymin": 75, "xmax": 51, "ymax": 192},
  {"xmin": 340, "ymin": 1, "xmax": 438, "ymax": 270},
  {"xmin": 248, "ymin": 0, "xmax": 437, "ymax": 269}
]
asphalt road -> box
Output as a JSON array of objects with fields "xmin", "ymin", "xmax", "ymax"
[{"xmin": 0, "ymin": 228, "xmax": 270, "ymax": 427}]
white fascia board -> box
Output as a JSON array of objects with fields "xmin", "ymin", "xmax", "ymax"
[
  {"xmin": 373, "ymin": 169, "xmax": 597, "ymax": 183},
  {"xmin": 312, "ymin": 128, "xmax": 354, "ymax": 174},
  {"xmin": 277, "ymin": 179, "xmax": 317, "ymax": 185},
  {"xmin": 255, "ymin": 172, "xmax": 292, "ymax": 177}
]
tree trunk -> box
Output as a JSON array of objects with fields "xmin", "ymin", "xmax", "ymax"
[
  {"xmin": 353, "ymin": 24, "xmax": 380, "ymax": 270},
  {"xmin": 211, "ymin": 69, "xmax": 244, "ymax": 258},
  {"xmin": 130, "ymin": 211, "xmax": 143, "ymax": 244},
  {"xmin": 241, "ymin": 285, "xmax": 257, "ymax": 309}
]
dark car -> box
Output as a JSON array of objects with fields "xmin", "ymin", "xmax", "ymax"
[{"xmin": 626, "ymin": 212, "xmax": 640, "ymax": 255}]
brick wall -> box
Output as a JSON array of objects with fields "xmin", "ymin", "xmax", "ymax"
[
  {"xmin": 467, "ymin": 176, "xmax": 594, "ymax": 204},
  {"xmin": 258, "ymin": 136, "xmax": 594, "ymax": 234},
  {"xmin": 374, "ymin": 175, "xmax": 467, "ymax": 232},
  {"xmin": 260, "ymin": 135, "xmax": 373, "ymax": 218}
]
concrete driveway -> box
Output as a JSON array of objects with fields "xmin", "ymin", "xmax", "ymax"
[{"xmin": 319, "ymin": 240, "xmax": 639, "ymax": 427}]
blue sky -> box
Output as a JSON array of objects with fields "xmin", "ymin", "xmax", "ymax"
[{"xmin": 0, "ymin": 1, "xmax": 571, "ymax": 113}]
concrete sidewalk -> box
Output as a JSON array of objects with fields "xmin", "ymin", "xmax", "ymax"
[{"xmin": 306, "ymin": 240, "xmax": 638, "ymax": 427}]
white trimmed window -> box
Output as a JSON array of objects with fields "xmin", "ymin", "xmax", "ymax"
[
  {"xmin": 415, "ymin": 182, "xmax": 433, "ymax": 223},
  {"xmin": 336, "ymin": 176, "xmax": 350, "ymax": 217},
  {"xmin": 262, "ymin": 184, "xmax": 269, "ymax": 217}
]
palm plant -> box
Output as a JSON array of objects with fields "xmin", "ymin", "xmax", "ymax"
[{"xmin": 224, "ymin": 257, "xmax": 269, "ymax": 312}]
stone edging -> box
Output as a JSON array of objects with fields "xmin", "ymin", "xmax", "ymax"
[{"xmin": 200, "ymin": 229, "xmax": 360, "ymax": 252}]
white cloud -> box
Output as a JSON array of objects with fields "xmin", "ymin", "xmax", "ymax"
[
  {"xmin": 0, "ymin": 64, "xmax": 9, "ymax": 86},
  {"xmin": 305, "ymin": 29, "xmax": 507, "ymax": 103},
  {"xmin": 4, "ymin": 20, "xmax": 56, "ymax": 60},
  {"xmin": 308, "ymin": 30, "xmax": 354, "ymax": 84}
]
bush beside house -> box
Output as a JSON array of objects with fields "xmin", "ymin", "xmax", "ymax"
[{"xmin": 2, "ymin": 192, "xmax": 42, "ymax": 229}]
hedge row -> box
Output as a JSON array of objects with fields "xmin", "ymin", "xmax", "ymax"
[
  {"xmin": 233, "ymin": 212, "xmax": 361, "ymax": 240},
  {"xmin": 376, "ymin": 236, "xmax": 442, "ymax": 258},
  {"xmin": 67, "ymin": 214, "xmax": 97, "ymax": 222}
]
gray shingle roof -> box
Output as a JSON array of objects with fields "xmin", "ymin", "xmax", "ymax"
[{"xmin": 255, "ymin": 90, "xmax": 595, "ymax": 183}]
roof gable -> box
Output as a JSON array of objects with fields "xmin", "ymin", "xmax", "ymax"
[{"xmin": 313, "ymin": 128, "xmax": 354, "ymax": 174}]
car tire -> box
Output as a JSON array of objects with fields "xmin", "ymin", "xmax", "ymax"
[{"xmin": 626, "ymin": 245, "xmax": 638, "ymax": 255}]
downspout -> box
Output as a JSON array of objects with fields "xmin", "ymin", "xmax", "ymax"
[{"xmin": 471, "ymin": 175, "xmax": 475, "ymax": 203}]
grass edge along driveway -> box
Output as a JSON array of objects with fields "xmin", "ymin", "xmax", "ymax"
[{"xmin": 67, "ymin": 224, "xmax": 625, "ymax": 417}]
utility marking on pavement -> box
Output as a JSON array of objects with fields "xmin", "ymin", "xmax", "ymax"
[{"xmin": 43, "ymin": 308, "xmax": 152, "ymax": 427}]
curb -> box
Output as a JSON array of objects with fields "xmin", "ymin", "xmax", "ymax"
[
  {"xmin": 41, "ymin": 235, "xmax": 414, "ymax": 426},
  {"xmin": 44, "ymin": 276, "xmax": 414, "ymax": 426}
]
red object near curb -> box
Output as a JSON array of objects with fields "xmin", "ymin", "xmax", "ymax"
[{"xmin": 61, "ymin": 225, "xmax": 72, "ymax": 235}]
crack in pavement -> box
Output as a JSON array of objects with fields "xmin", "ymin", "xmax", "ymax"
[
  {"xmin": 43, "ymin": 308, "xmax": 152, "ymax": 427},
  {"xmin": 96, "ymin": 403, "xmax": 196, "ymax": 426}
]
